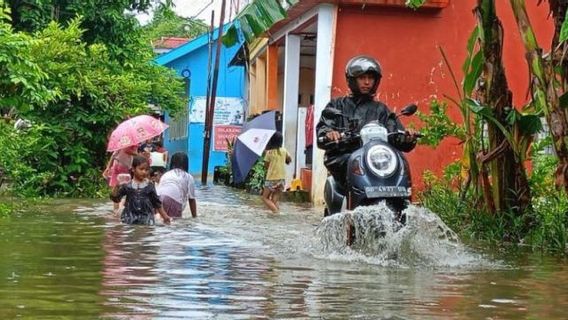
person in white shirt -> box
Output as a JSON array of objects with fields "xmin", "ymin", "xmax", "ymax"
[{"xmin": 156, "ymin": 152, "xmax": 197, "ymax": 218}]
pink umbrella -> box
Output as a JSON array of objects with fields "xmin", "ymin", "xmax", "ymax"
[{"xmin": 106, "ymin": 115, "xmax": 169, "ymax": 152}]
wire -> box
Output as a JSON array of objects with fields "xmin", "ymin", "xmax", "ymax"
[{"xmin": 190, "ymin": 0, "xmax": 214, "ymax": 20}]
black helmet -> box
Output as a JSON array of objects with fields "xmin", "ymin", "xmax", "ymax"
[{"xmin": 345, "ymin": 55, "xmax": 382, "ymax": 95}]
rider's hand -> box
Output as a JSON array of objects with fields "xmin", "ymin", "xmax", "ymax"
[
  {"xmin": 325, "ymin": 130, "xmax": 342, "ymax": 142},
  {"xmin": 403, "ymin": 129, "xmax": 419, "ymax": 144}
]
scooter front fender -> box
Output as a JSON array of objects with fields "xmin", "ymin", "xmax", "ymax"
[{"xmin": 324, "ymin": 176, "xmax": 345, "ymax": 216}]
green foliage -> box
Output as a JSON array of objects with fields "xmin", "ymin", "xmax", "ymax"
[
  {"xmin": 529, "ymin": 142, "xmax": 558, "ymax": 199},
  {"xmin": 223, "ymin": 0, "xmax": 289, "ymax": 46},
  {"xmin": 420, "ymin": 160, "xmax": 568, "ymax": 253},
  {"xmin": 0, "ymin": 9, "xmax": 54, "ymax": 114},
  {"xmin": 5, "ymin": 0, "xmax": 166, "ymax": 61},
  {"xmin": 245, "ymin": 157, "xmax": 266, "ymax": 194},
  {"xmin": 0, "ymin": 202, "xmax": 12, "ymax": 217},
  {"xmin": 416, "ymin": 99, "xmax": 466, "ymax": 147},
  {"xmin": 559, "ymin": 7, "xmax": 568, "ymax": 43},
  {"xmin": 142, "ymin": 5, "xmax": 207, "ymax": 42},
  {"xmin": 405, "ymin": 0, "xmax": 427, "ymax": 9},
  {"xmin": 0, "ymin": 11, "xmax": 185, "ymax": 197},
  {"xmin": 529, "ymin": 192, "xmax": 568, "ymax": 253},
  {"xmin": 0, "ymin": 121, "xmax": 107, "ymax": 197}
]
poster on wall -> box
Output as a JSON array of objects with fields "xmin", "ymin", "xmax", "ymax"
[
  {"xmin": 190, "ymin": 96, "xmax": 245, "ymax": 125},
  {"xmin": 214, "ymin": 125, "xmax": 242, "ymax": 151}
]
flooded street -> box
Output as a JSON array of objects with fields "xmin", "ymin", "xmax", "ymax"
[{"xmin": 1, "ymin": 185, "xmax": 567, "ymax": 319}]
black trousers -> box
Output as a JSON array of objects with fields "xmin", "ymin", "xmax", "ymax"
[{"xmin": 324, "ymin": 153, "xmax": 351, "ymax": 189}]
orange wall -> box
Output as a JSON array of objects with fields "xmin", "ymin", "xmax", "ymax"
[
  {"xmin": 333, "ymin": 1, "xmax": 553, "ymax": 191},
  {"xmin": 266, "ymin": 45, "xmax": 280, "ymax": 110}
]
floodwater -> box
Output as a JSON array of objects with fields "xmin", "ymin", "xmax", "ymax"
[{"xmin": 1, "ymin": 185, "xmax": 567, "ymax": 319}]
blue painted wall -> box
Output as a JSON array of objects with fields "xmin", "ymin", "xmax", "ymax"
[{"xmin": 156, "ymin": 28, "xmax": 245, "ymax": 175}]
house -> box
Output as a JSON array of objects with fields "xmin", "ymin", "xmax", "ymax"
[
  {"xmin": 152, "ymin": 37, "xmax": 190, "ymax": 54},
  {"xmin": 155, "ymin": 24, "xmax": 247, "ymax": 175},
  {"xmin": 227, "ymin": 0, "xmax": 552, "ymax": 204}
]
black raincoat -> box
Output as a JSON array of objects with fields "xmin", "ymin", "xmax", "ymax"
[{"xmin": 316, "ymin": 95, "xmax": 416, "ymax": 186}]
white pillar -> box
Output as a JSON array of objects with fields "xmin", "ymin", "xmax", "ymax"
[
  {"xmin": 311, "ymin": 4, "xmax": 337, "ymax": 206},
  {"xmin": 282, "ymin": 33, "xmax": 301, "ymax": 187}
]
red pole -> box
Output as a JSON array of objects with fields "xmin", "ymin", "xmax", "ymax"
[{"xmin": 201, "ymin": 0, "xmax": 227, "ymax": 185}]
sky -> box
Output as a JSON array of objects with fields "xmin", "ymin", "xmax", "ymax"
[{"xmin": 137, "ymin": 0, "xmax": 249, "ymax": 26}]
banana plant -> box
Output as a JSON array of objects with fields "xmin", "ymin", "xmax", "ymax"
[
  {"xmin": 509, "ymin": 0, "xmax": 568, "ymax": 195},
  {"xmin": 473, "ymin": 0, "xmax": 533, "ymax": 216}
]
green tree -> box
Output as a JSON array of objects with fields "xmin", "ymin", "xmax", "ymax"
[
  {"xmin": 143, "ymin": 5, "xmax": 208, "ymax": 42},
  {"xmin": 0, "ymin": 1, "xmax": 185, "ymax": 196},
  {"xmin": 0, "ymin": 3, "xmax": 54, "ymax": 116},
  {"xmin": 4, "ymin": 0, "xmax": 172, "ymax": 61}
]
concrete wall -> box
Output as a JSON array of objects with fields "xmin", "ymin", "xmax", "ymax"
[{"xmin": 332, "ymin": 1, "xmax": 553, "ymax": 191}]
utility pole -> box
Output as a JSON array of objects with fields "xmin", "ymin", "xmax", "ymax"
[
  {"xmin": 201, "ymin": 0, "xmax": 227, "ymax": 185},
  {"xmin": 204, "ymin": 10, "xmax": 215, "ymax": 128}
]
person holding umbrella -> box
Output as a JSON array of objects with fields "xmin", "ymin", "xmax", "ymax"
[
  {"xmin": 103, "ymin": 145, "xmax": 138, "ymax": 214},
  {"xmin": 105, "ymin": 115, "xmax": 169, "ymax": 214}
]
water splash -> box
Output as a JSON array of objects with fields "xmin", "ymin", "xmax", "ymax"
[{"xmin": 315, "ymin": 202, "xmax": 486, "ymax": 268}]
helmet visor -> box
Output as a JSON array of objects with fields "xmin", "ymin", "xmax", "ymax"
[{"xmin": 347, "ymin": 57, "xmax": 380, "ymax": 78}]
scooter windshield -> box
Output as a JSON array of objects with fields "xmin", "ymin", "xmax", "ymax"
[{"xmin": 360, "ymin": 122, "xmax": 388, "ymax": 144}]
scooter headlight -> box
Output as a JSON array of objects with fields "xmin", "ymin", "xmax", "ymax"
[{"xmin": 366, "ymin": 145, "xmax": 397, "ymax": 177}]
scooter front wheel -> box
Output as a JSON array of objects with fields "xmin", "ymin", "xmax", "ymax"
[{"xmin": 386, "ymin": 199, "xmax": 408, "ymax": 225}]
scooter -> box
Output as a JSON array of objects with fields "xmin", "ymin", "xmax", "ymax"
[{"xmin": 318, "ymin": 104, "xmax": 421, "ymax": 243}]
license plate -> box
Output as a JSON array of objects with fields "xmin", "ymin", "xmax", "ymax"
[{"xmin": 365, "ymin": 186, "xmax": 410, "ymax": 198}]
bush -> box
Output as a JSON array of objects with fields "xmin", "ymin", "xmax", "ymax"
[
  {"xmin": 418, "ymin": 158, "xmax": 568, "ymax": 253},
  {"xmin": 0, "ymin": 121, "xmax": 108, "ymax": 197},
  {"xmin": 0, "ymin": 203, "xmax": 12, "ymax": 217},
  {"xmin": 245, "ymin": 157, "xmax": 266, "ymax": 194},
  {"xmin": 0, "ymin": 16, "xmax": 185, "ymax": 198}
]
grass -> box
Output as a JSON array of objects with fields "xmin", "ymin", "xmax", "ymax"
[{"xmin": 418, "ymin": 169, "xmax": 568, "ymax": 255}]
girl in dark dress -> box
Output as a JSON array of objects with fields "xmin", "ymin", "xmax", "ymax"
[{"xmin": 111, "ymin": 155, "xmax": 171, "ymax": 225}]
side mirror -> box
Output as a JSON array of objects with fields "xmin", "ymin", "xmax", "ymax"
[{"xmin": 400, "ymin": 104, "xmax": 418, "ymax": 117}]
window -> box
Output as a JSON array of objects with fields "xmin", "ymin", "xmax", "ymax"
[
  {"xmin": 169, "ymin": 108, "xmax": 188, "ymax": 140},
  {"xmin": 169, "ymin": 77, "xmax": 190, "ymax": 141}
]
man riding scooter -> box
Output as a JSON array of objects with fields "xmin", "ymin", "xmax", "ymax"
[{"xmin": 316, "ymin": 55, "xmax": 420, "ymax": 211}]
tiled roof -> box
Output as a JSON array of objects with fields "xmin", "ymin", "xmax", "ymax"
[{"xmin": 152, "ymin": 37, "xmax": 190, "ymax": 49}]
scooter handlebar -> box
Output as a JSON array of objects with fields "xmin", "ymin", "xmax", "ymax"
[
  {"xmin": 318, "ymin": 131, "xmax": 423, "ymax": 144},
  {"xmin": 388, "ymin": 131, "xmax": 424, "ymax": 138},
  {"xmin": 318, "ymin": 132, "xmax": 347, "ymax": 144}
]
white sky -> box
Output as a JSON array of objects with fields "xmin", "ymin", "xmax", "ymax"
[{"xmin": 137, "ymin": 0, "xmax": 249, "ymax": 26}]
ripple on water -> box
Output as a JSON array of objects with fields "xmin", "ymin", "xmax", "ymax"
[{"xmin": 5, "ymin": 185, "xmax": 564, "ymax": 319}]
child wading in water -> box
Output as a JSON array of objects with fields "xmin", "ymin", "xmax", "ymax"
[
  {"xmin": 157, "ymin": 152, "xmax": 197, "ymax": 218},
  {"xmin": 103, "ymin": 145, "xmax": 138, "ymax": 214},
  {"xmin": 111, "ymin": 155, "xmax": 171, "ymax": 225},
  {"xmin": 262, "ymin": 132, "xmax": 291, "ymax": 213}
]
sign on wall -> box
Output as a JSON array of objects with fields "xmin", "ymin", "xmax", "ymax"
[
  {"xmin": 190, "ymin": 96, "xmax": 245, "ymax": 125},
  {"xmin": 214, "ymin": 125, "xmax": 242, "ymax": 151}
]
